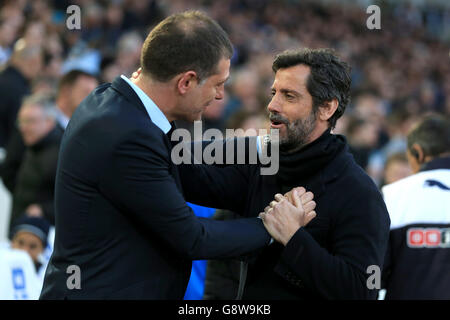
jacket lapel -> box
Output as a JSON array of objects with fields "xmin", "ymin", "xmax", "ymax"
[{"xmin": 111, "ymin": 77, "xmax": 184, "ymax": 193}]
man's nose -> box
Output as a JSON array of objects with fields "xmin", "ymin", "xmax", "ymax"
[
  {"xmin": 267, "ymin": 96, "xmax": 281, "ymax": 114},
  {"xmin": 215, "ymin": 85, "xmax": 225, "ymax": 100}
]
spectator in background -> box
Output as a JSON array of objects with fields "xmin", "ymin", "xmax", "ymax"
[
  {"xmin": 32, "ymin": 76, "xmax": 58, "ymax": 96},
  {"xmin": 115, "ymin": 31, "xmax": 143, "ymax": 78},
  {"xmin": 381, "ymin": 114, "xmax": 450, "ymax": 299},
  {"xmin": 9, "ymin": 94, "xmax": 62, "ymax": 230},
  {"xmin": 55, "ymin": 70, "xmax": 98, "ymax": 130},
  {"xmin": 0, "ymin": 40, "xmax": 42, "ymax": 196},
  {"xmin": 226, "ymin": 109, "xmax": 269, "ymax": 135},
  {"xmin": 367, "ymin": 107, "xmax": 416, "ymax": 186},
  {"xmin": 1, "ymin": 70, "xmax": 97, "ymax": 216},
  {"xmin": 201, "ymin": 96, "xmax": 229, "ymax": 132},
  {"xmin": 0, "ymin": 17, "xmax": 20, "ymax": 66},
  {"xmin": 98, "ymin": 32, "xmax": 142, "ymax": 84},
  {"xmin": 381, "ymin": 152, "xmax": 412, "ymax": 187},
  {"xmin": 346, "ymin": 116, "xmax": 379, "ymax": 170},
  {"xmin": 223, "ymin": 68, "xmax": 263, "ymax": 122},
  {"xmin": 97, "ymin": 2, "xmax": 125, "ymax": 64},
  {"xmin": 22, "ymin": 19, "xmax": 46, "ymax": 47},
  {"xmin": 0, "ymin": 39, "xmax": 42, "ymax": 148},
  {"xmin": 9, "ymin": 215, "xmax": 50, "ymax": 282}
]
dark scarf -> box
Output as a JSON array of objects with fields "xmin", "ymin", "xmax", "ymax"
[{"xmin": 276, "ymin": 129, "xmax": 347, "ymax": 194}]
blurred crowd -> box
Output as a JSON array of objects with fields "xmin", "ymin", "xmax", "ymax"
[{"xmin": 0, "ymin": 0, "xmax": 449, "ymax": 298}]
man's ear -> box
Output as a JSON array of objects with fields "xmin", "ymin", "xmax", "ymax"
[
  {"xmin": 131, "ymin": 68, "xmax": 142, "ymax": 80},
  {"xmin": 176, "ymin": 71, "xmax": 198, "ymax": 95},
  {"xmin": 410, "ymin": 143, "xmax": 425, "ymax": 164},
  {"xmin": 318, "ymin": 98, "xmax": 339, "ymax": 122}
]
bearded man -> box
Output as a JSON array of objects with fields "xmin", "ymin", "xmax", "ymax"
[{"xmin": 179, "ymin": 48, "xmax": 391, "ymax": 299}]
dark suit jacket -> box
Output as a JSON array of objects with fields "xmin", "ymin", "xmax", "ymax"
[{"xmin": 39, "ymin": 77, "xmax": 270, "ymax": 300}]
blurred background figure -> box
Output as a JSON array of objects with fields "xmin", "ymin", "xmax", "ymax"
[
  {"xmin": 346, "ymin": 116, "xmax": 379, "ymax": 171},
  {"xmin": 0, "ymin": 215, "xmax": 50, "ymax": 300},
  {"xmin": 0, "ymin": 40, "xmax": 42, "ymax": 149},
  {"xmin": 381, "ymin": 152, "xmax": 413, "ymax": 187},
  {"xmin": 55, "ymin": 69, "xmax": 98, "ymax": 130},
  {"xmin": 0, "ymin": 41, "xmax": 43, "ymax": 217},
  {"xmin": 9, "ymin": 215, "xmax": 51, "ymax": 282},
  {"xmin": 0, "ymin": 17, "xmax": 21, "ymax": 66},
  {"xmin": 0, "ymin": 70, "xmax": 97, "ymax": 238},
  {"xmin": 367, "ymin": 107, "xmax": 417, "ymax": 186},
  {"xmin": 9, "ymin": 94, "xmax": 62, "ymax": 231},
  {"xmin": 381, "ymin": 114, "xmax": 450, "ymax": 299}
]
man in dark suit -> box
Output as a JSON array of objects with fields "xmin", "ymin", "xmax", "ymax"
[
  {"xmin": 180, "ymin": 48, "xmax": 390, "ymax": 299},
  {"xmin": 40, "ymin": 11, "xmax": 314, "ymax": 300}
]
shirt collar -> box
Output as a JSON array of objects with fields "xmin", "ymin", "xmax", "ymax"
[
  {"xmin": 55, "ymin": 107, "xmax": 70, "ymax": 130},
  {"xmin": 120, "ymin": 74, "xmax": 171, "ymax": 134}
]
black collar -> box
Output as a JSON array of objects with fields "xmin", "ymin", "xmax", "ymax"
[
  {"xmin": 420, "ymin": 156, "xmax": 450, "ymax": 172},
  {"xmin": 276, "ymin": 129, "xmax": 350, "ymax": 197}
]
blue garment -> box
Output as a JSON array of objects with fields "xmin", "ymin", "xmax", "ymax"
[{"xmin": 184, "ymin": 203, "xmax": 216, "ymax": 300}]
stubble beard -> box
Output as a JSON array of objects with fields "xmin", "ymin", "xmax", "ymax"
[{"xmin": 277, "ymin": 110, "xmax": 317, "ymax": 153}]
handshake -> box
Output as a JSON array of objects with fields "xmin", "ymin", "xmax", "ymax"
[{"xmin": 259, "ymin": 187, "xmax": 316, "ymax": 246}]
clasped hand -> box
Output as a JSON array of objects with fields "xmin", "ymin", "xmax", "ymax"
[{"xmin": 259, "ymin": 187, "xmax": 316, "ymax": 246}]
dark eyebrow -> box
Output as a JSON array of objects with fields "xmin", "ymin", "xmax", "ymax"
[
  {"xmin": 272, "ymin": 87, "xmax": 302, "ymax": 98},
  {"xmin": 219, "ymin": 76, "xmax": 230, "ymax": 85}
]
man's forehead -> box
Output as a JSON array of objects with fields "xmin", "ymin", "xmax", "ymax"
[
  {"xmin": 210, "ymin": 58, "xmax": 230, "ymax": 81},
  {"xmin": 272, "ymin": 65, "xmax": 310, "ymax": 91},
  {"xmin": 218, "ymin": 58, "xmax": 230, "ymax": 76}
]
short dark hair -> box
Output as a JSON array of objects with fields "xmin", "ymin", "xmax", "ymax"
[
  {"xmin": 57, "ymin": 69, "xmax": 97, "ymax": 97},
  {"xmin": 140, "ymin": 10, "xmax": 233, "ymax": 82},
  {"xmin": 272, "ymin": 48, "xmax": 351, "ymax": 129},
  {"xmin": 407, "ymin": 114, "xmax": 450, "ymax": 158}
]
